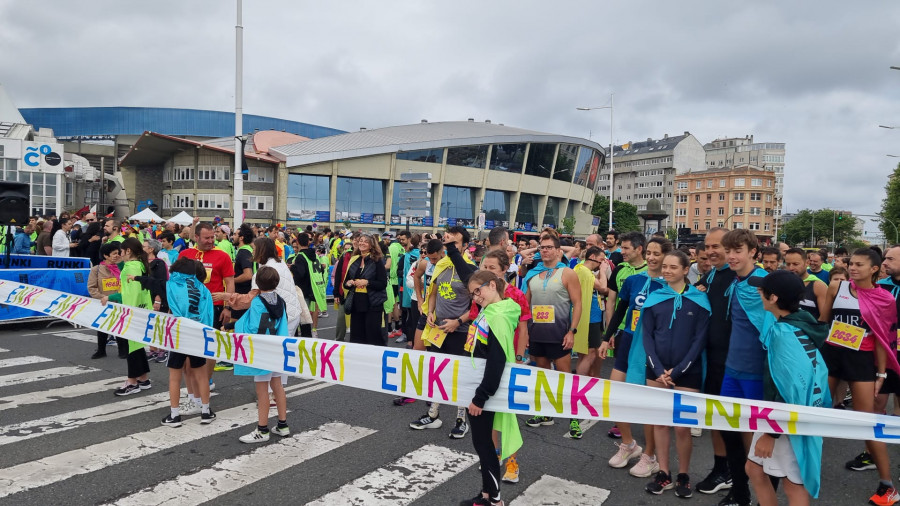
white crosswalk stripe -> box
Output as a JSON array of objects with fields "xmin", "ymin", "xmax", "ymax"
[
  {"xmin": 50, "ymin": 330, "xmax": 97, "ymax": 344},
  {"xmin": 0, "ymin": 355, "xmax": 53, "ymax": 368},
  {"xmin": 509, "ymin": 475, "xmax": 610, "ymax": 505},
  {"xmin": 0, "ymin": 377, "xmax": 121, "ymax": 412},
  {"xmin": 0, "ymin": 380, "xmax": 331, "ymax": 499},
  {"xmin": 0, "ymin": 365, "xmax": 99, "ymax": 387},
  {"xmin": 306, "ymin": 444, "xmax": 479, "ymax": 505},
  {"xmin": 0, "ymin": 347, "xmax": 8, "ymax": 352},
  {"xmin": 106, "ymin": 422, "xmax": 377, "ymax": 506}
]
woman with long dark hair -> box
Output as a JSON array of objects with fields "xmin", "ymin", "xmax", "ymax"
[{"xmin": 344, "ymin": 234, "xmax": 388, "ymax": 346}]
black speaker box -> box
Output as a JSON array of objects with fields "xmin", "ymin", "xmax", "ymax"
[{"xmin": 0, "ymin": 182, "xmax": 31, "ymax": 225}]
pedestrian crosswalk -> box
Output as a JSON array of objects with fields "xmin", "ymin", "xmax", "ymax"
[{"xmin": 0, "ymin": 328, "xmax": 612, "ymax": 505}]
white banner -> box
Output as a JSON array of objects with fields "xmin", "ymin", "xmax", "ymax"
[{"xmin": 5, "ymin": 280, "xmax": 900, "ymax": 443}]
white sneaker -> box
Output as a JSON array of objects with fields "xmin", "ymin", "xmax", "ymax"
[
  {"xmin": 272, "ymin": 425, "xmax": 291, "ymax": 437},
  {"xmin": 609, "ymin": 441, "xmax": 642, "ymax": 468},
  {"xmin": 239, "ymin": 429, "xmax": 270, "ymax": 443},
  {"xmin": 629, "ymin": 453, "xmax": 660, "ymax": 477}
]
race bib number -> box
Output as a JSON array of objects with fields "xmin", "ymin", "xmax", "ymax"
[
  {"xmin": 204, "ymin": 267, "xmax": 213, "ymax": 283},
  {"xmin": 533, "ymin": 305, "xmax": 555, "ymax": 324},
  {"xmin": 101, "ymin": 277, "xmax": 120, "ymax": 292},
  {"xmin": 630, "ymin": 309, "xmax": 640, "ymax": 332},
  {"xmin": 464, "ymin": 324, "xmax": 477, "ymax": 353},
  {"xmin": 827, "ymin": 320, "xmax": 865, "ymax": 351},
  {"xmin": 354, "ymin": 287, "xmax": 367, "ymax": 293},
  {"xmin": 423, "ymin": 329, "xmax": 447, "ymax": 348}
]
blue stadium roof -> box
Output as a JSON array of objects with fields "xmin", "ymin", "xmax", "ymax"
[{"xmin": 18, "ymin": 107, "xmax": 345, "ymax": 139}]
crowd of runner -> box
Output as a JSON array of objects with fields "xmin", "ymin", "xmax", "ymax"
[{"xmin": 14, "ymin": 210, "xmax": 900, "ymax": 506}]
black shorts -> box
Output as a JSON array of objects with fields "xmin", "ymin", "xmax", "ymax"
[
  {"xmin": 821, "ymin": 344, "xmax": 876, "ymax": 383},
  {"xmin": 392, "ymin": 284, "xmax": 399, "ymax": 300},
  {"xmin": 416, "ymin": 313, "xmax": 429, "ymax": 331},
  {"xmin": 612, "ymin": 331, "xmax": 634, "ymax": 373},
  {"xmin": 587, "ymin": 322, "xmax": 603, "ymax": 350},
  {"xmin": 705, "ymin": 362, "xmax": 726, "ymax": 396},
  {"xmin": 167, "ymin": 352, "xmax": 206, "ymax": 369},
  {"xmin": 425, "ymin": 330, "xmax": 468, "ymax": 357},
  {"xmin": 647, "ymin": 366, "xmax": 703, "ymax": 390},
  {"xmin": 529, "ymin": 341, "xmax": 570, "ymax": 360}
]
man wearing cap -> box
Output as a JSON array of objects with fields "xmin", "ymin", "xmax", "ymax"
[
  {"xmin": 215, "ymin": 225, "xmax": 235, "ymax": 261},
  {"xmin": 746, "ymin": 270, "xmax": 828, "ymax": 505}
]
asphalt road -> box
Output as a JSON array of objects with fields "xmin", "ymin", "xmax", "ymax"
[{"xmin": 0, "ymin": 313, "xmax": 894, "ymax": 506}]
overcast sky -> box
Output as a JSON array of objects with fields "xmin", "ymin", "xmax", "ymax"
[{"xmin": 2, "ymin": 1, "xmax": 899, "ymax": 235}]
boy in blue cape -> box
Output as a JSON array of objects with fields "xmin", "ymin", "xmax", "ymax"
[{"xmin": 747, "ymin": 270, "xmax": 829, "ymax": 505}]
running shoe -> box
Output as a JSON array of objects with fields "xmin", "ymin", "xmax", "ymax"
[
  {"xmin": 609, "ymin": 441, "xmax": 642, "ymax": 468},
  {"xmin": 645, "ymin": 470, "xmax": 673, "ymax": 495},
  {"xmin": 312, "ymin": 329, "xmax": 319, "ymax": 339},
  {"xmin": 870, "ymin": 483, "xmax": 900, "ymax": 506},
  {"xmin": 502, "ymin": 457, "xmax": 519, "ymax": 483},
  {"xmin": 209, "ymin": 379, "xmax": 215, "ymax": 391},
  {"xmin": 200, "ymin": 410, "xmax": 216, "ymax": 424},
  {"xmin": 272, "ymin": 425, "xmax": 291, "ymax": 437},
  {"xmin": 114, "ymin": 383, "xmax": 141, "ymax": 396},
  {"xmin": 107, "ymin": 336, "xmax": 117, "ymax": 346},
  {"xmin": 568, "ymin": 419, "xmax": 583, "ymax": 439},
  {"xmin": 239, "ymin": 428, "xmax": 271, "ymax": 443},
  {"xmin": 393, "ymin": 396, "xmax": 416, "ymax": 406},
  {"xmin": 160, "ymin": 414, "xmax": 182, "ymax": 427},
  {"xmin": 525, "ymin": 415, "xmax": 554, "ymax": 427},
  {"xmin": 629, "ymin": 453, "xmax": 659, "ymax": 478},
  {"xmin": 319, "ymin": 311, "xmax": 328, "ymax": 318},
  {"xmin": 213, "ymin": 361, "xmax": 233, "ymax": 371},
  {"xmin": 847, "ymin": 451, "xmax": 877, "ymax": 471},
  {"xmin": 717, "ymin": 492, "xmax": 751, "ymax": 506},
  {"xmin": 395, "ymin": 334, "xmax": 408, "ymax": 344},
  {"xmin": 138, "ymin": 379, "xmax": 152, "ymax": 390},
  {"xmin": 90, "ymin": 350, "xmax": 106, "ymax": 359},
  {"xmin": 410, "ymin": 414, "xmax": 443, "ymax": 430},
  {"xmin": 607, "ymin": 424, "xmax": 622, "ymax": 438},
  {"xmin": 674, "ymin": 473, "xmax": 692, "ymax": 498},
  {"xmin": 155, "ymin": 351, "xmax": 168, "ymax": 363},
  {"xmin": 458, "ymin": 496, "xmax": 501, "ymax": 506},
  {"xmin": 450, "ymin": 418, "xmax": 469, "ymax": 439},
  {"xmin": 696, "ymin": 468, "xmax": 732, "ymax": 494}
]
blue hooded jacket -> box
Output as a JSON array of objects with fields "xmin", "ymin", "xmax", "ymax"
[{"xmin": 166, "ymin": 272, "xmax": 213, "ymax": 327}]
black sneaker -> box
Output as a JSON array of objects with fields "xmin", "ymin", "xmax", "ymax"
[
  {"xmin": 138, "ymin": 379, "xmax": 152, "ymax": 390},
  {"xmin": 449, "ymin": 417, "xmax": 469, "ymax": 439},
  {"xmin": 91, "ymin": 350, "xmax": 106, "ymax": 359},
  {"xmin": 717, "ymin": 491, "xmax": 751, "ymax": 506},
  {"xmin": 393, "ymin": 397, "xmax": 416, "ymax": 406},
  {"xmin": 846, "ymin": 450, "xmax": 876, "ymax": 471},
  {"xmin": 200, "ymin": 410, "xmax": 216, "ymax": 424},
  {"xmin": 161, "ymin": 414, "xmax": 182, "ymax": 427},
  {"xmin": 696, "ymin": 468, "xmax": 732, "ymax": 494},
  {"xmin": 645, "ymin": 470, "xmax": 673, "ymax": 495},
  {"xmin": 674, "ymin": 473, "xmax": 692, "ymax": 498},
  {"xmin": 155, "ymin": 351, "xmax": 168, "ymax": 363},
  {"xmin": 459, "ymin": 496, "xmax": 494, "ymax": 506},
  {"xmin": 114, "ymin": 383, "xmax": 141, "ymax": 396}
]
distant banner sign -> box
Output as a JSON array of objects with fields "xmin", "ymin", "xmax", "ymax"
[
  {"xmin": 4, "ymin": 280, "xmax": 900, "ymax": 445},
  {"xmin": 1, "ymin": 255, "xmax": 91, "ymax": 270},
  {"xmin": 0, "ymin": 269, "xmax": 90, "ymax": 321}
]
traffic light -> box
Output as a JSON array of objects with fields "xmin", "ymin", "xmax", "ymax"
[{"xmin": 838, "ymin": 212, "xmax": 844, "ymax": 220}]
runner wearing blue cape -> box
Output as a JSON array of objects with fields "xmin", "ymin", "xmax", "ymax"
[{"xmin": 630, "ymin": 249, "xmax": 710, "ymax": 498}]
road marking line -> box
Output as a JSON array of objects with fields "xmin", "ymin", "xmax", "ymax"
[
  {"xmin": 106, "ymin": 422, "xmax": 376, "ymax": 506},
  {"xmin": 509, "ymin": 475, "xmax": 610, "ymax": 505},
  {"xmin": 0, "ymin": 348, "xmax": 8, "ymax": 353},
  {"xmin": 50, "ymin": 331, "xmax": 96, "ymax": 344},
  {"xmin": 0, "ymin": 381, "xmax": 332, "ymax": 498},
  {"xmin": 0, "ymin": 356, "xmax": 53, "ymax": 369},
  {"xmin": 563, "ymin": 418, "xmax": 599, "ymax": 439},
  {"xmin": 0, "ymin": 366, "xmax": 99, "ymax": 388},
  {"xmin": 307, "ymin": 444, "xmax": 479, "ymax": 505},
  {"xmin": 0, "ymin": 378, "xmax": 122, "ymax": 412}
]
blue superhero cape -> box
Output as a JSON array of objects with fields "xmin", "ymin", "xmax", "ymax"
[
  {"xmin": 400, "ymin": 248, "xmax": 420, "ymax": 308},
  {"xmin": 233, "ymin": 295, "xmax": 288, "ymax": 376},
  {"xmin": 521, "ymin": 261, "xmax": 567, "ymax": 294},
  {"xmin": 166, "ymin": 272, "xmax": 213, "ymax": 327},
  {"xmin": 759, "ymin": 317, "xmax": 830, "ymax": 498},
  {"xmin": 627, "ymin": 283, "xmax": 711, "ymax": 385},
  {"xmin": 878, "ymin": 277, "xmax": 900, "ymax": 300},
  {"xmin": 724, "ymin": 267, "xmax": 772, "ymax": 331}
]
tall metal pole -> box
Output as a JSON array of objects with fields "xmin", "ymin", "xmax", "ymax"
[
  {"xmin": 810, "ymin": 214, "xmax": 814, "ymax": 246},
  {"xmin": 232, "ymin": 0, "xmax": 244, "ymax": 228},
  {"xmin": 608, "ymin": 94, "xmax": 614, "ymax": 232},
  {"xmin": 831, "ymin": 210, "xmax": 836, "ymax": 252}
]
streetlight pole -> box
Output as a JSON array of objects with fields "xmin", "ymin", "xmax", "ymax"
[
  {"xmin": 577, "ymin": 93, "xmax": 614, "ymax": 232},
  {"xmin": 232, "ymin": 0, "xmax": 244, "ymax": 228},
  {"xmin": 831, "ymin": 210, "xmax": 836, "ymax": 253}
]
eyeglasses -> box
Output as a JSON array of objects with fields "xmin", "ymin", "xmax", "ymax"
[
  {"xmin": 539, "ymin": 245, "xmax": 556, "ymax": 251},
  {"xmin": 469, "ymin": 281, "xmax": 490, "ymax": 298}
]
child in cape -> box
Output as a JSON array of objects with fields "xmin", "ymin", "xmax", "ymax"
[{"xmin": 232, "ymin": 266, "xmax": 291, "ymax": 443}]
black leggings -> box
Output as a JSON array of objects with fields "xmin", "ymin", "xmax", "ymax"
[
  {"xmin": 350, "ymin": 310, "xmax": 386, "ymax": 346},
  {"xmin": 126, "ymin": 348, "xmax": 150, "ymax": 379},
  {"xmin": 468, "ymin": 409, "xmax": 500, "ymax": 501},
  {"xmin": 403, "ymin": 305, "xmax": 420, "ymax": 347},
  {"xmin": 721, "ymin": 430, "xmax": 750, "ymax": 502},
  {"xmin": 96, "ymin": 331, "xmax": 108, "ymax": 352}
]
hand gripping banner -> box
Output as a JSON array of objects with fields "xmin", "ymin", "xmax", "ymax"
[{"xmin": 5, "ymin": 280, "xmax": 900, "ymax": 444}]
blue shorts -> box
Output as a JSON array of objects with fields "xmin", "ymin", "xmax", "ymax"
[
  {"xmin": 613, "ymin": 331, "xmax": 634, "ymax": 373},
  {"xmin": 720, "ymin": 372, "xmax": 763, "ymax": 401}
]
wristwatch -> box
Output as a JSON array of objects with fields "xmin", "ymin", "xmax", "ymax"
[
  {"xmin": 457, "ymin": 317, "xmax": 465, "ymax": 327},
  {"xmin": 569, "ymin": 327, "xmax": 578, "ymax": 334},
  {"xmin": 876, "ymin": 372, "xmax": 888, "ymax": 379},
  {"xmin": 516, "ymin": 355, "xmax": 525, "ymax": 362}
]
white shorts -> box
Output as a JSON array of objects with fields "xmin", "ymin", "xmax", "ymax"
[
  {"xmin": 254, "ymin": 371, "xmax": 287, "ymax": 384},
  {"xmin": 746, "ymin": 432, "xmax": 803, "ymax": 485}
]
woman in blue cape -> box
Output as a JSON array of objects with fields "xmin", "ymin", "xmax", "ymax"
[{"xmin": 632, "ymin": 250, "xmax": 710, "ymax": 498}]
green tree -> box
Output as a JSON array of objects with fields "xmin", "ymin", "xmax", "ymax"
[
  {"xmin": 592, "ymin": 195, "xmax": 641, "ymax": 233},
  {"xmin": 781, "ymin": 208, "xmax": 860, "ymax": 247},
  {"xmin": 879, "ymin": 162, "xmax": 900, "ymax": 244},
  {"xmin": 561, "ymin": 215, "xmax": 576, "ymax": 235}
]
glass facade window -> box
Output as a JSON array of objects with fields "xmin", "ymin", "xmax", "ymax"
[
  {"xmin": 489, "ymin": 144, "xmax": 526, "ymax": 172},
  {"xmin": 440, "ymin": 185, "xmax": 475, "ymax": 223},
  {"xmin": 27, "ymin": 172, "xmax": 57, "ymax": 216},
  {"xmin": 524, "ymin": 143, "xmax": 555, "ymax": 178},
  {"xmin": 543, "ymin": 197, "xmax": 561, "ymax": 227},
  {"xmin": 336, "ymin": 177, "xmax": 386, "ymax": 223},
  {"xmin": 287, "ymin": 174, "xmax": 330, "ymax": 220},
  {"xmin": 553, "ymin": 143, "xmax": 578, "ymax": 182},
  {"xmin": 446, "ymin": 145, "xmax": 488, "ymax": 168},
  {"xmin": 397, "ymin": 148, "xmax": 443, "ymax": 163},
  {"xmin": 515, "ymin": 193, "xmax": 541, "ymax": 230},
  {"xmin": 482, "ymin": 189, "xmax": 510, "ymax": 222},
  {"xmin": 573, "ymin": 146, "xmax": 600, "ymax": 188}
]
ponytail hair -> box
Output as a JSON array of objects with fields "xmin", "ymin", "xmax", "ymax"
[{"xmin": 469, "ymin": 269, "xmax": 506, "ymax": 299}]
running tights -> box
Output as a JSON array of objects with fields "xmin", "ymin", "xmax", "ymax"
[
  {"xmin": 721, "ymin": 429, "xmax": 750, "ymax": 502},
  {"xmin": 468, "ymin": 409, "xmax": 500, "ymax": 501}
]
